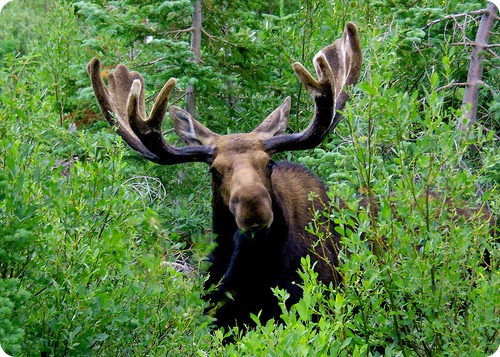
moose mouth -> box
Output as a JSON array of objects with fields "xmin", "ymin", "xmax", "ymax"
[
  {"xmin": 238, "ymin": 224, "xmax": 271, "ymax": 239},
  {"xmin": 230, "ymin": 193, "xmax": 274, "ymax": 233}
]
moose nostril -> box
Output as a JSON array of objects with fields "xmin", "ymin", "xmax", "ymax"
[{"xmin": 229, "ymin": 195, "xmax": 239, "ymax": 215}]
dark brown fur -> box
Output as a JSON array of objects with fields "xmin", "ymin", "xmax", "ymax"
[{"xmin": 205, "ymin": 161, "xmax": 340, "ymax": 328}]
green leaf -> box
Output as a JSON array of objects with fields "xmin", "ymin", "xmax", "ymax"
[{"xmin": 92, "ymin": 333, "xmax": 109, "ymax": 342}]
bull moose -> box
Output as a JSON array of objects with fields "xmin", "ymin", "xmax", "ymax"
[{"xmin": 87, "ymin": 22, "xmax": 362, "ymax": 329}]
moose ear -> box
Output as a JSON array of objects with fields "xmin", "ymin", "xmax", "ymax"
[
  {"xmin": 170, "ymin": 106, "xmax": 219, "ymax": 146},
  {"xmin": 252, "ymin": 96, "xmax": 291, "ymax": 138}
]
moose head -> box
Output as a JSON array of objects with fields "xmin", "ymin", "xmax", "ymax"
[{"xmin": 87, "ymin": 23, "xmax": 362, "ymax": 328}]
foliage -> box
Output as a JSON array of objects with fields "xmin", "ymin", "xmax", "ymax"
[
  {"xmin": 0, "ymin": 0, "xmax": 498, "ymax": 355},
  {"xmin": 1, "ymin": 6, "xmax": 213, "ymax": 354},
  {"xmin": 0, "ymin": 279, "xmax": 29, "ymax": 356}
]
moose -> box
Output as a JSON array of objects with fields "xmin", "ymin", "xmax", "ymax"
[{"xmin": 87, "ymin": 23, "xmax": 362, "ymax": 329}]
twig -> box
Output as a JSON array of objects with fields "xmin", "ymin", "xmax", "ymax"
[
  {"xmin": 435, "ymin": 82, "xmax": 467, "ymax": 92},
  {"xmin": 421, "ymin": 8, "xmax": 499, "ymax": 31},
  {"xmin": 133, "ymin": 57, "xmax": 168, "ymax": 68},
  {"xmin": 166, "ymin": 26, "xmax": 194, "ymax": 35},
  {"xmin": 449, "ymin": 42, "xmax": 500, "ymax": 48},
  {"xmin": 435, "ymin": 81, "xmax": 497, "ymax": 96}
]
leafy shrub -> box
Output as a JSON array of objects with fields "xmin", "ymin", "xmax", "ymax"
[
  {"xmin": 0, "ymin": 279, "xmax": 29, "ymax": 356},
  {"xmin": 1, "ymin": 0, "xmax": 498, "ymax": 355},
  {"xmin": 0, "ymin": 38, "xmax": 213, "ymax": 356},
  {"xmin": 214, "ymin": 18, "xmax": 499, "ymax": 354}
]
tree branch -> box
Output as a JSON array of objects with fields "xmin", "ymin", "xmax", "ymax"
[
  {"xmin": 435, "ymin": 82, "xmax": 467, "ymax": 92},
  {"xmin": 166, "ymin": 27, "xmax": 194, "ymax": 35},
  {"xmin": 458, "ymin": 2, "xmax": 498, "ymax": 130},
  {"xmin": 421, "ymin": 8, "xmax": 500, "ymax": 31},
  {"xmin": 185, "ymin": 0, "xmax": 202, "ymax": 116}
]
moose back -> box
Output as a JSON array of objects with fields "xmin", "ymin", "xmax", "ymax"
[{"xmin": 87, "ymin": 23, "xmax": 362, "ymax": 329}]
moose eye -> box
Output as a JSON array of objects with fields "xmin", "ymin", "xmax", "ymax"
[
  {"xmin": 209, "ymin": 166, "xmax": 223, "ymax": 181},
  {"xmin": 266, "ymin": 160, "xmax": 275, "ymax": 174}
]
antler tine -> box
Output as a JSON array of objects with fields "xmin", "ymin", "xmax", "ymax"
[
  {"xmin": 263, "ymin": 22, "xmax": 362, "ymax": 153},
  {"xmin": 87, "ymin": 58, "xmax": 214, "ymax": 165},
  {"xmin": 87, "ymin": 58, "xmax": 160, "ymax": 162}
]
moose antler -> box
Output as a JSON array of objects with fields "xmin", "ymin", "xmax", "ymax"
[
  {"xmin": 263, "ymin": 22, "xmax": 362, "ymax": 153},
  {"xmin": 87, "ymin": 58, "xmax": 214, "ymax": 164},
  {"xmin": 87, "ymin": 22, "xmax": 360, "ymax": 163}
]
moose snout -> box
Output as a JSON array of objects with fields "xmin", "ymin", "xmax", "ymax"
[{"xmin": 229, "ymin": 185, "xmax": 273, "ymax": 232}]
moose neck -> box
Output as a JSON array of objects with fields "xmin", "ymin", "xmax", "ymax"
[{"xmin": 210, "ymin": 171, "xmax": 291, "ymax": 293}]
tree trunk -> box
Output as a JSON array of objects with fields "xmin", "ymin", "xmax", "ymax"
[
  {"xmin": 458, "ymin": 2, "xmax": 498, "ymax": 131},
  {"xmin": 186, "ymin": 0, "xmax": 202, "ymax": 116}
]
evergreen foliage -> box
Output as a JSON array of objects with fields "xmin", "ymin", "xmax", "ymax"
[{"xmin": 0, "ymin": 0, "xmax": 498, "ymax": 355}]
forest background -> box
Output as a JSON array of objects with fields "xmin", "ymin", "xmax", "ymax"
[{"xmin": 0, "ymin": 0, "xmax": 499, "ymax": 355}]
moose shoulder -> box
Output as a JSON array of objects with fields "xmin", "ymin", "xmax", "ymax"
[{"xmin": 87, "ymin": 23, "xmax": 362, "ymax": 329}]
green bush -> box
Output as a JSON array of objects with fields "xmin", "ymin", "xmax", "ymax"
[
  {"xmin": 1, "ymin": 0, "xmax": 498, "ymax": 355},
  {"xmin": 1, "ymin": 106, "xmax": 214, "ymax": 356},
  {"xmin": 218, "ymin": 19, "xmax": 499, "ymax": 354},
  {"xmin": 0, "ymin": 34, "xmax": 213, "ymax": 355},
  {"xmin": 0, "ymin": 279, "xmax": 29, "ymax": 356}
]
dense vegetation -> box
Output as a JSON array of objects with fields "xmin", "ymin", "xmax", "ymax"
[{"xmin": 0, "ymin": 0, "xmax": 498, "ymax": 355}]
